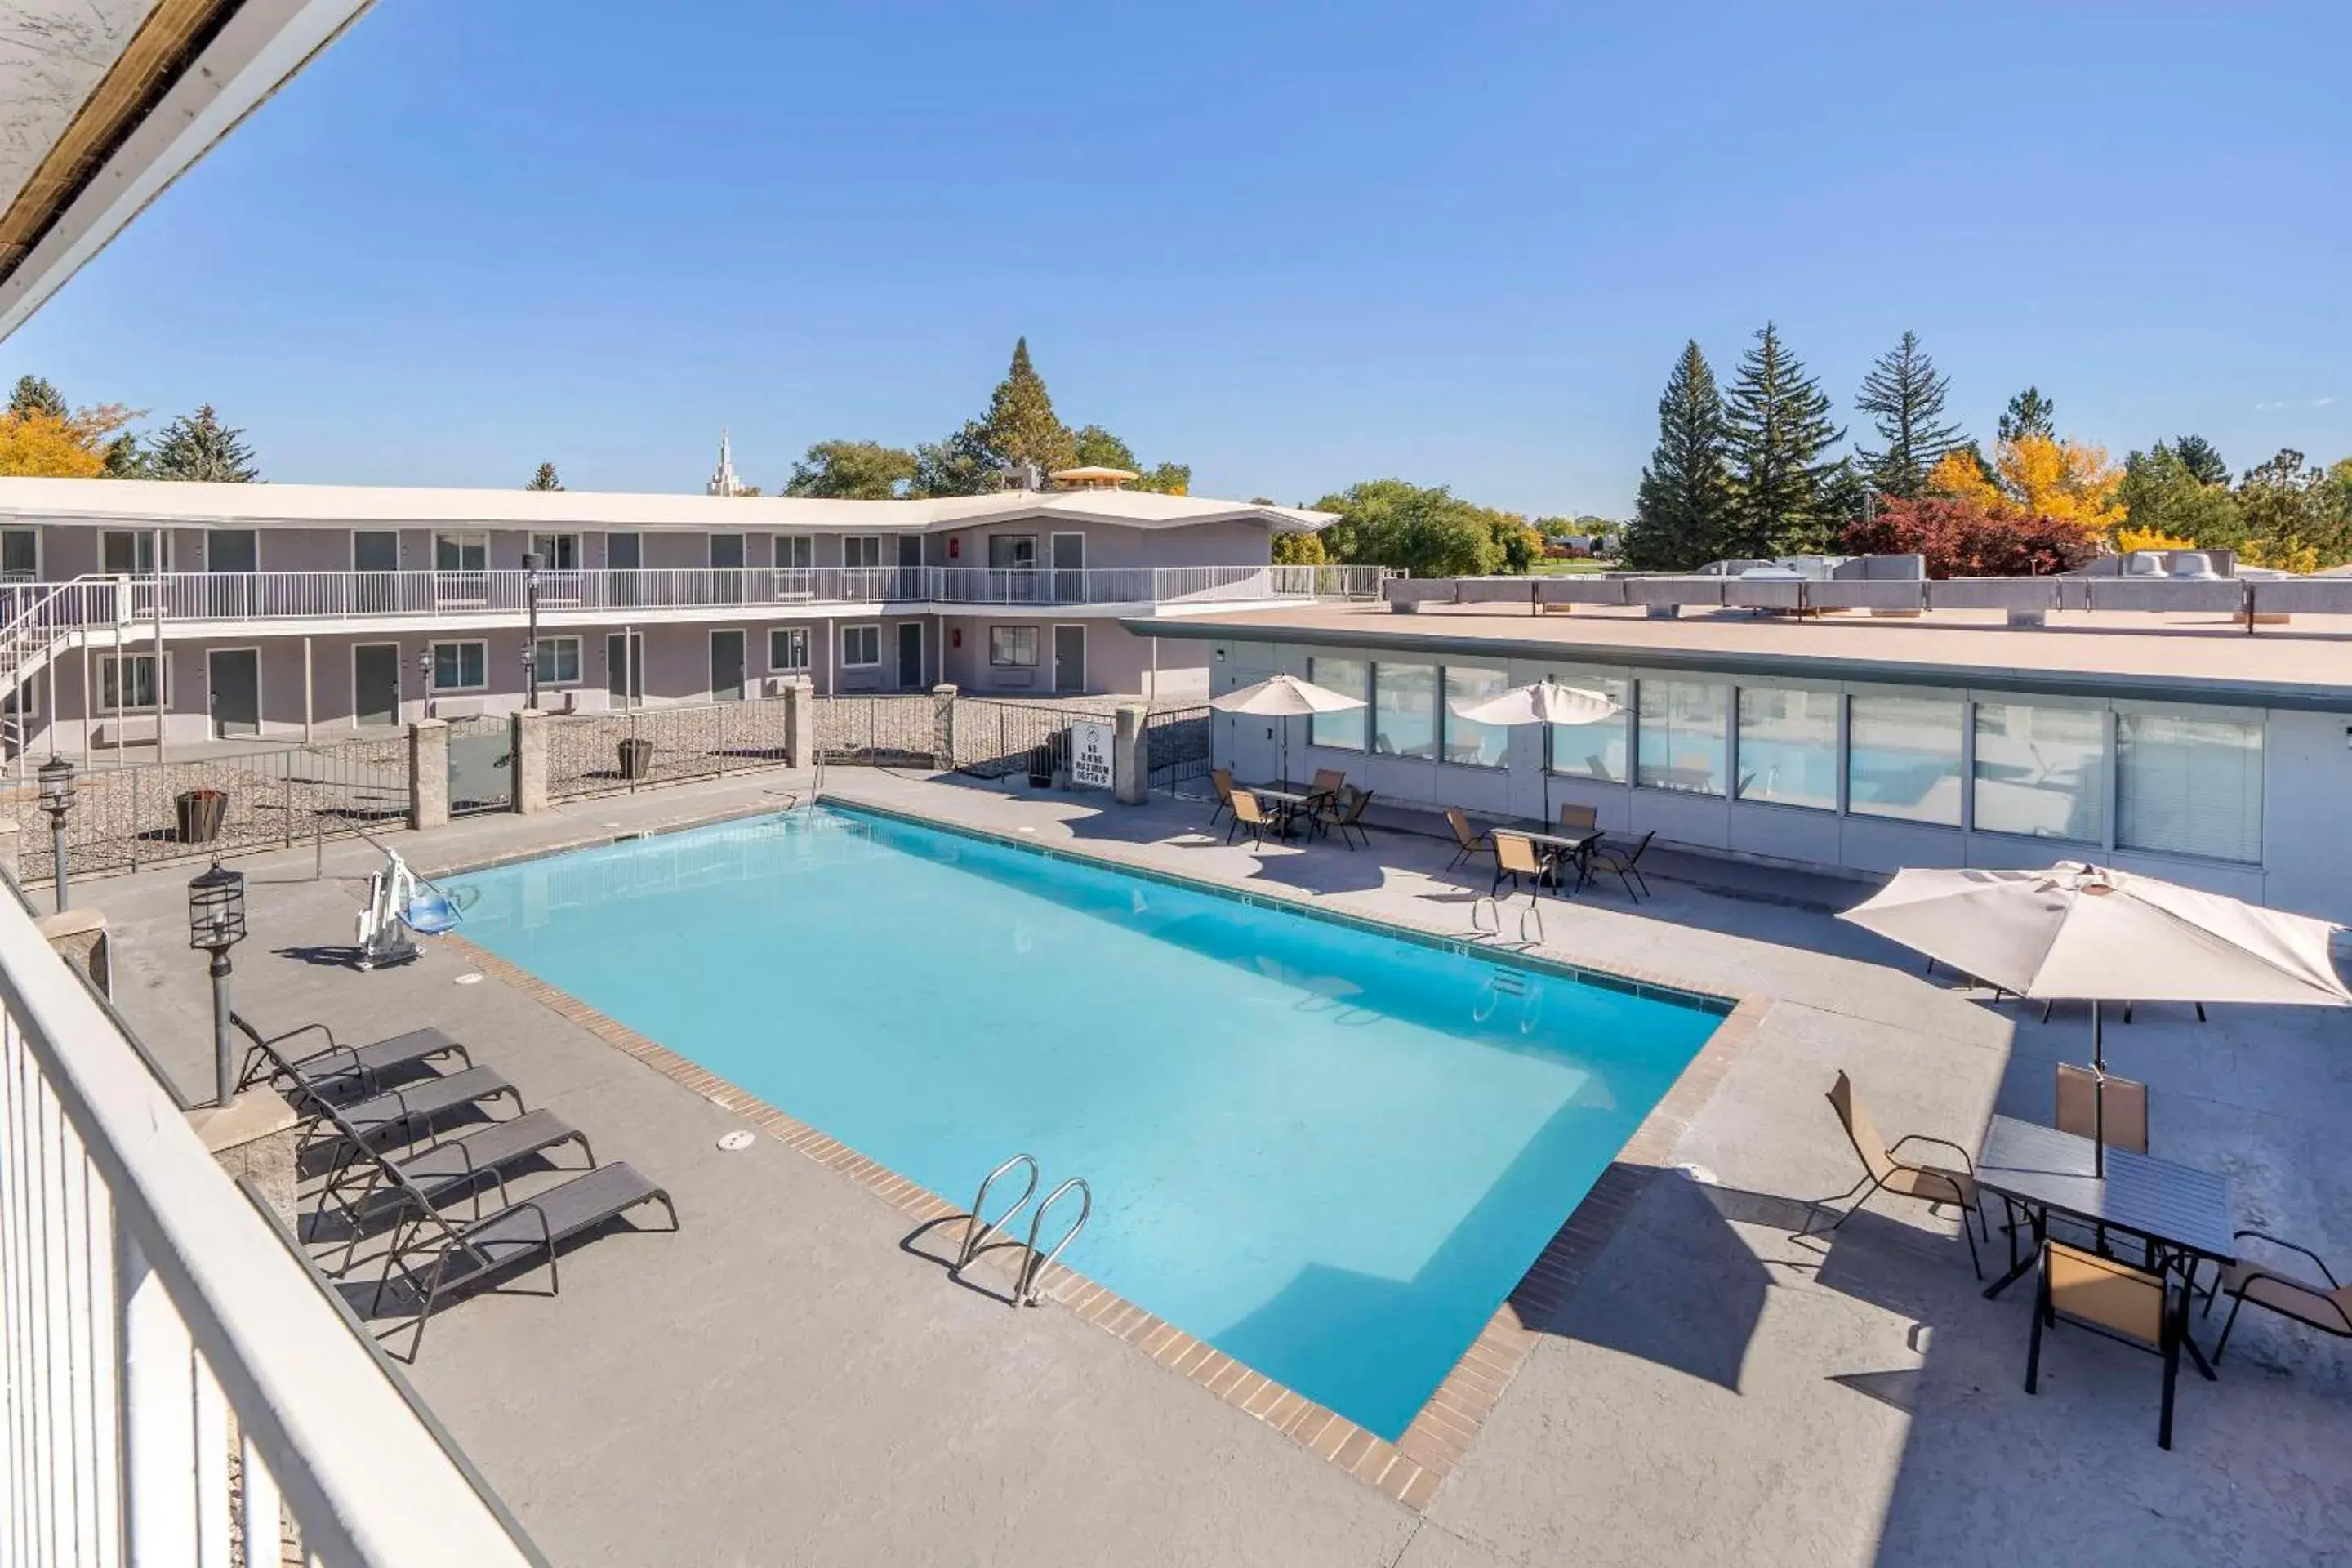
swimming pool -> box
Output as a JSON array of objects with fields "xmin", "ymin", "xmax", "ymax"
[{"xmin": 448, "ymin": 806, "xmax": 1723, "ymax": 1440}]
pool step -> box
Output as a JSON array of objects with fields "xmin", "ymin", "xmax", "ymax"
[{"xmin": 953, "ymin": 1152, "xmax": 1094, "ymax": 1308}]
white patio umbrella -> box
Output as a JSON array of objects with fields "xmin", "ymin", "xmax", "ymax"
[
  {"xmin": 1840, "ymin": 861, "xmax": 2351, "ymax": 1171},
  {"xmin": 1446, "ymin": 679, "xmax": 1624, "ymax": 823},
  {"xmin": 1209, "ymin": 673, "xmax": 1366, "ymax": 786}
]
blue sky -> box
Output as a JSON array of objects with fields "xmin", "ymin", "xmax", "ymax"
[{"xmin": 6, "ymin": 2, "xmax": 2348, "ymax": 514}]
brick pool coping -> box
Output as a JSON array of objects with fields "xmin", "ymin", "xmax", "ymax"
[{"xmin": 434, "ymin": 795, "xmax": 1773, "ymax": 1514}]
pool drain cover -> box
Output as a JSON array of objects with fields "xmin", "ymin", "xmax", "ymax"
[{"xmin": 717, "ymin": 1129, "xmax": 755, "ymax": 1152}]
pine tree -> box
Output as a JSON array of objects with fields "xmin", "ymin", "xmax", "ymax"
[
  {"xmin": 7, "ymin": 376, "xmax": 66, "ymax": 421},
  {"xmin": 147, "ymin": 404, "xmax": 258, "ymax": 482},
  {"xmin": 1624, "ymin": 341, "xmax": 1734, "ymax": 570},
  {"xmin": 1998, "ymin": 386, "xmax": 2056, "ymax": 443},
  {"xmin": 2171, "ymin": 434, "xmax": 2228, "ymax": 486},
  {"xmin": 973, "ymin": 337, "xmax": 1076, "ymax": 479},
  {"xmin": 1853, "ymin": 331, "xmax": 1963, "ymax": 498},
  {"xmin": 1723, "ymin": 323, "xmax": 1845, "ymax": 557},
  {"xmin": 526, "ymin": 462, "xmax": 564, "ymax": 491}
]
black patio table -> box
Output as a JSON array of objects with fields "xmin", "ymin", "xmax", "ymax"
[
  {"xmin": 1974, "ymin": 1114, "xmax": 2236, "ymax": 1374},
  {"xmin": 1511, "ymin": 824, "xmax": 1602, "ymax": 891},
  {"xmin": 1245, "ymin": 782, "xmax": 1334, "ymax": 840}
]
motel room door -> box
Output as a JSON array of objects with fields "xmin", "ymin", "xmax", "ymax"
[
  {"xmin": 353, "ymin": 644, "xmax": 401, "ymax": 727},
  {"xmin": 1052, "ymin": 625, "xmax": 1085, "ymax": 694},
  {"xmin": 207, "ymin": 649, "xmax": 261, "ymax": 738},
  {"xmin": 710, "ymin": 630, "xmax": 746, "ymax": 701},
  {"xmin": 897, "ymin": 623, "xmax": 924, "ymax": 691}
]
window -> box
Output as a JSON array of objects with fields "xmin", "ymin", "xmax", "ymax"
[
  {"xmin": 841, "ymin": 625, "xmax": 881, "ymax": 667},
  {"xmin": 532, "ymin": 636, "xmax": 582, "ymax": 685},
  {"xmin": 768, "ymin": 626, "xmax": 808, "ymax": 670},
  {"xmin": 529, "ymin": 532, "xmax": 580, "ymax": 569},
  {"xmin": 2116, "ymin": 712, "xmax": 2263, "ymax": 863},
  {"xmin": 1847, "ymin": 694, "xmax": 1964, "ymax": 825},
  {"xmin": 1307, "ymin": 657, "xmax": 1369, "ymax": 751},
  {"xmin": 987, "ymin": 534, "xmax": 1038, "ymax": 569},
  {"xmin": 102, "ymin": 531, "xmax": 160, "ymax": 574},
  {"xmin": 989, "ymin": 626, "xmax": 1039, "ymax": 666},
  {"xmin": 1442, "ymin": 665, "xmax": 1511, "ymax": 768},
  {"xmin": 430, "ymin": 640, "xmax": 487, "ymax": 691},
  {"xmin": 98, "ymin": 653, "xmax": 172, "ymax": 710},
  {"xmin": 351, "ymin": 530, "xmax": 399, "ymax": 571},
  {"xmin": 606, "ymin": 532, "xmax": 643, "ymax": 571},
  {"xmin": 1, "ymin": 528, "xmax": 36, "ymax": 579},
  {"xmin": 434, "ymin": 532, "xmax": 488, "ymax": 572},
  {"xmin": 1637, "ymin": 679, "xmax": 1727, "ymax": 795},
  {"xmin": 774, "ymin": 534, "xmax": 813, "ymax": 569},
  {"xmin": 1974, "ymin": 702, "xmax": 2106, "ymax": 841},
  {"xmin": 205, "ymin": 530, "xmax": 257, "ymax": 572},
  {"xmin": 1371, "ymin": 662, "xmax": 1437, "ymax": 760},
  {"xmin": 1548, "ymin": 670, "xmax": 1631, "ymax": 782},
  {"xmin": 1735, "ymin": 686, "xmax": 1838, "ymax": 811},
  {"xmin": 843, "ymin": 537, "xmax": 883, "ymax": 569}
]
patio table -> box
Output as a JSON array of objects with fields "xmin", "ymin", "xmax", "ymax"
[
  {"xmin": 1512, "ymin": 824, "xmax": 1602, "ymax": 890},
  {"xmin": 1245, "ymin": 782, "xmax": 1335, "ymax": 840},
  {"xmin": 1973, "ymin": 1114, "xmax": 2235, "ymax": 1371}
]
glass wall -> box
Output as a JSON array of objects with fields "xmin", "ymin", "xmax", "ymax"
[
  {"xmin": 1735, "ymin": 687, "xmax": 1838, "ymax": 810},
  {"xmin": 2116, "ymin": 713, "xmax": 2264, "ymax": 862},
  {"xmin": 1635, "ymin": 679, "xmax": 1727, "ymax": 795},
  {"xmin": 1371, "ymin": 663, "xmax": 1437, "ymax": 760},
  {"xmin": 1848, "ymin": 694, "xmax": 1964, "ymax": 824},
  {"xmin": 1441, "ymin": 665, "xmax": 1511, "ymax": 767},
  {"xmin": 1548, "ymin": 670, "xmax": 1631, "ymax": 781},
  {"xmin": 1974, "ymin": 702, "xmax": 2105, "ymax": 841},
  {"xmin": 1307, "ymin": 657, "xmax": 1369, "ymax": 751}
]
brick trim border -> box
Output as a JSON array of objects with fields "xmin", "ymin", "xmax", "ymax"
[{"xmin": 440, "ymin": 872, "xmax": 1772, "ymax": 1515}]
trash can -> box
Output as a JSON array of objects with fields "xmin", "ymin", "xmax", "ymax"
[
  {"xmin": 176, "ymin": 788, "xmax": 227, "ymax": 844},
  {"xmin": 618, "ymin": 737, "xmax": 654, "ymax": 780},
  {"xmin": 1025, "ymin": 743, "xmax": 1054, "ymax": 788}
]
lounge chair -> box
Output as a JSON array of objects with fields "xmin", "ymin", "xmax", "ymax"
[
  {"xmin": 1557, "ymin": 803, "xmax": 1598, "ymax": 831},
  {"xmin": 2026, "ymin": 1239, "xmax": 2198, "ymax": 1450},
  {"xmin": 233, "ymin": 1013, "xmax": 523, "ymax": 1163},
  {"xmin": 1226, "ymin": 789, "xmax": 1274, "ymax": 847},
  {"xmin": 1320, "ymin": 786, "xmax": 1375, "ymax": 850},
  {"xmin": 1445, "ymin": 808, "xmax": 1493, "ymax": 872},
  {"xmin": 1492, "ymin": 831, "xmax": 1560, "ymax": 901},
  {"xmin": 1209, "ymin": 768, "xmax": 1236, "ymax": 827},
  {"xmin": 318, "ymin": 1102, "xmax": 596, "ymax": 1271},
  {"xmin": 1588, "ymin": 828, "xmax": 1656, "ymax": 902},
  {"xmin": 368, "ymin": 1154, "xmax": 678, "ymax": 1360},
  {"xmin": 2210, "ymin": 1230, "xmax": 2352, "ymax": 1364},
  {"xmin": 1820, "ymin": 1070, "xmax": 1984, "ymax": 1278},
  {"xmin": 234, "ymin": 1015, "xmax": 470, "ymax": 1098}
]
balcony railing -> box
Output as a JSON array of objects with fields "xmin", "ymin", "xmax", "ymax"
[{"xmin": 0, "ymin": 885, "xmax": 541, "ymax": 1564}]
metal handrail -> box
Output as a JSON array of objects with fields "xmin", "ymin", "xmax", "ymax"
[
  {"xmin": 1018, "ymin": 1178, "xmax": 1093, "ymax": 1307},
  {"xmin": 955, "ymin": 1153, "xmax": 1040, "ymax": 1272}
]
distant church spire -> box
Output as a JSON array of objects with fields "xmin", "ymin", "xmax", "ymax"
[{"xmin": 706, "ymin": 429, "xmax": 746, "ymax": 497}]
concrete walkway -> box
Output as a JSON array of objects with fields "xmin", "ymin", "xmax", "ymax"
[{"xmin": 78, "ymin": 768, "xmax": 2352, "ymax": 1567}]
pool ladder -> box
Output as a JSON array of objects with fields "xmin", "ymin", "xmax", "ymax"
[
  {"xmin": 956, "ymin": 1153, "xmax": 1094, "ymax": 1307},
  {"xmin": 1470, "ymin": 893, "xmax": 1544, "ymax": 947}
]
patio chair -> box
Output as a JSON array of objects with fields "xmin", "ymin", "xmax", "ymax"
[
  {"xmin": 233, "ymin": 1014, "xmax": 471, "ymax": 1098},
  {"xmin": 2026, "ymin": 1239, "xmax": 2194, "ymax": 1450},
  {"xmin": 368, "ymin": 1154, "xmax": 678, "ymax": 1361},
  {"xmin": 1820, "ymin": 1070, "xmax": 1985, "ymax": 1278},
  {"xmin": 1557, "ymin": 803, "xmax": 1598, "ymax": 831},
  {"xmin": 1227, "ymin": 789, "xmax": 1274, "ymax": 847},
  {"xmin": 1445, "ymin": 808, "xmax": 1493, "ymax": 872},
  {"xmin": 2209, "ymin": 1230, "xmax": 2352, "ymax": 1365},
  {"xmin": 1209, "ymin": 768, "xmax": 1236, "ymax": 827},
  {"xmin": 1310, "ymin": 768, "xmax": 1347, "ymax": 800},
  {"xmin": 1588, "ymin": 828, "xmax": 1657, "ymax": 902},
  {"xmin": 1491, "ymin": 831, "xmax": 1560, "ymax": 901},
  {"xmin": 1320, "ymin": 786, "xmax": 1375, "ymax": 850},
  {"xmin": 2056, "ymin": 1063, "xmax": 2148, "ymax": 1153}
]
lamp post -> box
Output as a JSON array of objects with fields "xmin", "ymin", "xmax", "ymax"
[
  {"xmin": 418, "ymin": 646, "xmax": 434, "ymax": 721},
  {"xmin": 521, "ymin": 550, "xmax": 543, "ymax": 710},
  {"xmin": 37, "ymin": 755, "xmax": 75, "ymax": 912},
  {"xmin": 188, "ymin": 861, "xmax": 247, "ymax": 1108}
]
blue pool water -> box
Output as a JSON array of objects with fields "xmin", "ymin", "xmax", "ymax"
[{"xmin": 448, "ymin": 807, "xmax": 1722, "ymax": 1439}]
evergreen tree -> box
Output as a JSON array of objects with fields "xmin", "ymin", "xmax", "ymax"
[
  {"xmin": 147, "ymin": 404, "xmax": 258, "ymax": 482},
  {"xmin": 525, "ymin": 462, "xmax": 564, "ymax": 491},
  {"xmin": 1998, "ymin": 386, "xmax": 2056, "ymax": 443},
  {"xmin": 911, "ymin": 421, "xmax": 995, "ymax": 497},
  {"xmin": 7, "ymin": 376, "xmax": 66, "ymax": 421},
  {"xmin": 101, "ymin": 433, "xmax": 148, "ymax": 478},
  {"xmin": 2171, "ymin": 434, "xmax": 2228, "ymax": 486},
  {"xmin": 1853, "ymin": 331, "xmax": 1963, "ymax": 498},
  {"xmin": 974, "ymin": 337, "xmax": 1076, "ymax": 478},
  {"xmin": 785, "ymin": 439, "xmax": 915, "ymax": 499},
  {"xmin": 1722, "ymin": 323, "xmax": 1844, "ymax": 557},
  {"xmin": 1624, "ymin": 341, "xmax": 1733, "ymax": 570},
  {"xmin": 1070, "ymin": 424, "xmax": 1140, "ymax": 472}
]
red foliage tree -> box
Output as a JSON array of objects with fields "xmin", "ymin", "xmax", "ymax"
[{"xmin": 1842, "ymin": 495, "xmax": 2098, "ymax": 579}]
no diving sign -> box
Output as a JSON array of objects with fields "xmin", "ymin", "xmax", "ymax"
[{"xmin": 1069, "ymin": 721, "xmax": 1114, "ymax": 790}]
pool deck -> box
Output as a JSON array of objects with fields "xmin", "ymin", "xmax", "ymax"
[{"xmin": 80, "ymin": 769, "xmax": 2352, "ymax": 1566}]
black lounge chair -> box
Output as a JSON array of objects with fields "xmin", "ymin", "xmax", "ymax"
[
  {"xmin": 1589, "ymin": 828, "xmax": 1657, "ymax": 902},
  {"xmin": 318, "ymin": 1105, "xmax": 595, "ymax": 1272},
  {"xmin": 370, "ymin": 1158, "xmax": 679, "ymax": 1359},
  {"xmin": 234, "ymin": 1014, "xmax": 470, "ymax": 1098},
  {"xmin": 232, "ymin": 1014, "xmax": 522, "ymax": 1162}
]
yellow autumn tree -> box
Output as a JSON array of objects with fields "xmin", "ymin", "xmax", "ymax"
[
  {"xmin": 1927, "ymin": 434, "xmax": 2123, "ymax": 535},
  {"xmin": 0, "ymin": 409, "xmax": 106, "ymax": 477}
]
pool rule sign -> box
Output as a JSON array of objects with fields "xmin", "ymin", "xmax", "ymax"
[{"xmin": 1069, "ymin": 720, "xmax": 1114, "ymax": 790}]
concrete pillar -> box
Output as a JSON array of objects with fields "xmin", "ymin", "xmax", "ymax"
[
  {"xmin": 36, "ymin": 908, "xmax": 109, "ymax": 996},
  {"xmin": 0, "ymin": 818, "xmax": 19, "ymax": 884},
  {"xmin": 1113, "ymin": 703, "xmax": 1148, "ymax": 806},
  {"xmin": 408, "ymin": 718, "xmax": 449, "ymax": 831},
  {"xmin": 510, "ymin": 708, "xmax": 548, "ymax": 814},
  {"xmin": 781, "ymin": 676, "xmax": 814, "ymax": 767},
  {"xmin": 932, "ymin": 683, "xmax": 958, "ymax": 771}
]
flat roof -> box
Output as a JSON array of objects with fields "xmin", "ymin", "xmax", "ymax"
[
  {"xmin": 0, "ymin": 476, "xmax": 1334, "ymax": 534},
  {"xmin": 1125, "ymin": 600, "xmax": 2352, "ymax": 711}
]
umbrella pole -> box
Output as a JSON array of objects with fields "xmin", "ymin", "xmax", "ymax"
[{"xmin": 2091, "ymin": 998, "xmax": 2105, "ymax": 1179}]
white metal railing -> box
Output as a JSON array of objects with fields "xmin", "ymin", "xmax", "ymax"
[{"xmin": 0, "ymin": 888, "xmax": 542, "ymax": 1566}]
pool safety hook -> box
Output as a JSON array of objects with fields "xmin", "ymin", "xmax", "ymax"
[
  {"xmin": 956, "ymin": 1153, "xmax": 1040, "ymax": 1272},
  {"xmin": 1018, "ymin": 1178, "xmax": 1094, "ymax": 1307}
]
